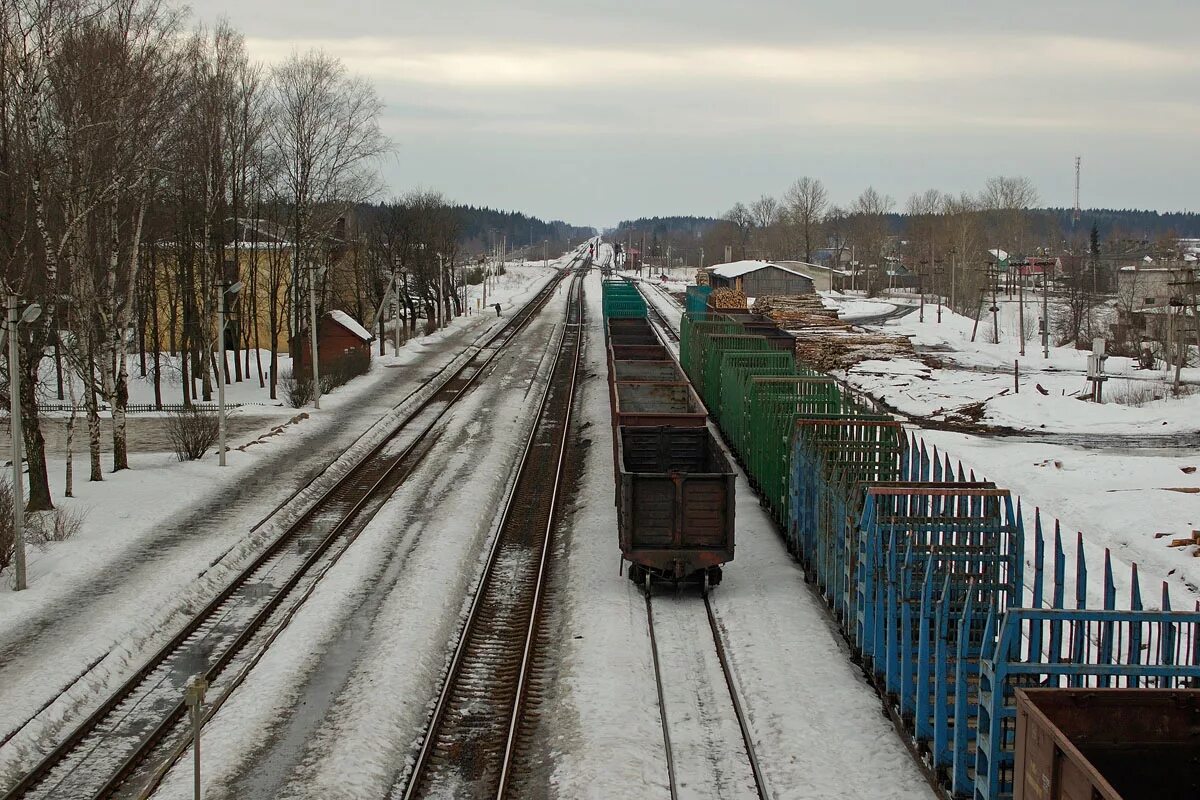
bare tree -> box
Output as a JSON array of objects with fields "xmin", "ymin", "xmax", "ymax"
[
  {"xmin": 980, "ymin": 175, "xmax": 1039, "ymax": 256},
  {"xmin": 268, "ymin": 49, "xmax": 389, "ymax": 361},
  {"xmin": 941, "ymin": 192, "xmax": 982, "ymax": 314},
  {"xmin": 723, "ymin": 202, "xmax": 754, "ymax": 260},
  {"xmin": 849, "ymin": 187, "xmax": 894, "ymax": 295},
  {"xmin": 784, "ymin": 176, "xmax": 827, "ymax": 263}
]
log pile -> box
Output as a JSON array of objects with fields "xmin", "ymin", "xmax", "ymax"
[
  {"xmin": 752, "ymin": 295, "xmax": 916, "ymax": 370},
  {"xmin": 752, "ymin": 295, "xmax": 840, "ymax": 325},
  {"xmin": 792, "ymin": 329, "xmax": 916, "ymax": 371},
  {"xmin": 709, "ymin": 287, "xmax": 748, "ymax": 310}
]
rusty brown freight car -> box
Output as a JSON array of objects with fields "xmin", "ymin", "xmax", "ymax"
[
  {"xmin": 611, "ymin": 381, "xmax": 707, "ymax": 427},
  {"xmin": 617, "ymin": 426, "xmax": 735, "ymax": 591},
  {"xmin": 611, "ymin": 360, "xmax": 685, "ymax": 383},
  {"xmin": 1014, "ymin": 688, "xmax": 1200, "ymax": 800}
]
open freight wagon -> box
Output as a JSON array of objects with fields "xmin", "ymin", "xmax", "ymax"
[
  {"xmin": 603, "ymin": 279, "xmax": 736, "ymax": 592},
  {"xmin": 1014, "ymin": 689, "xmax": 1200, "ymax": 800}
]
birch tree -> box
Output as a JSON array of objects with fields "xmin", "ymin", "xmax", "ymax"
[{"xmin": 268, "ymin": 50, "xmax": 388, "ymax": 358}]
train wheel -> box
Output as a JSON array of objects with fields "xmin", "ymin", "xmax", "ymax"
[
  {"xmin": 644, "ymin": 571, "xmax": 652, "ymax": 596},
  {"xmin": 701, "ymin": 571, "xmax": 711, "ymax": 597}
]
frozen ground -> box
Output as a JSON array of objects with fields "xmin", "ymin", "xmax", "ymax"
[
  {"xmin": 551, "ymin": 269, "xmax": 930, "ymax": 799},
  {"xmin": 539, "ymin": 266, "xmax": 670, "ymax": 799},
  {"xmin": 828, "ymin": 295, "xmax": 1200, "ymax": 435},
  {"xmin": 0, "ymin": 260, "xmax": 565, "ymax": 789},
  {"xmin": 709, "ymin": 472, "xmax": 931, "ymax": 800},
  {"xmin": 641, "ymin": 273, "xmax": 1200, "ymax": 733},
  {"xmin": 149, "ymin": 267, "xmax": 576, "ymax": 800}
]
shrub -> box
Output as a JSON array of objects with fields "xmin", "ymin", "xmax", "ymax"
[
  {"xmin": 281, "ymin": 370, "xmax": 314, "ymax": 408},
  {"xmin": 27, "ymin": 505, "xmax": 86, "ymax": 545},
  {"xmin": 284, "ymin": 352, "xmax": 369, "ymax": 405},
  {"xmin": 165, "ymin": 406, "xmax": 222, "ymax": 461},
  {"xmin": 319, "ymin": 351, "xmax": 371, "ymax": 394},
  {"xmin": 1106, "ymin": 379, "xmax": 1196, "ymax": 407},
  {"xmin": 0, "ymin": 478, "xmax": 12, "ymax": 573}
]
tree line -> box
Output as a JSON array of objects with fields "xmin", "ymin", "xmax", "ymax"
[{"xmin": 1, "ymin": 0, "xmax": 395, "ymax": 515}]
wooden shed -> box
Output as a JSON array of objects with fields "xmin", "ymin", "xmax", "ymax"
[
  {"xmin": 707, "ymin": 261, "xmax": 815, "ymax": 297},
  {"xmin": 296, "ymin": 309, "xmax": 373, "ymax": 373}
]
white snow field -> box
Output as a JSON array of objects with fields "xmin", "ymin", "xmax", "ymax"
[
  {"xmin": 823, "ymin": 294, "xmax": 1200, "ymax": 609},
  {"xmin": 150, "ymin": 265, "xmax": 578, "ymax": 800},
  {"xmin": 0, "ymin": 261, "xmax": 565, "ymax": 789}
]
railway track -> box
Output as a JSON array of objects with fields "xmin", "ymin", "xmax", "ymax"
[
  {"xmin": 631, "ymin": 279, "xmax": 682, "ymax": 343},
  {"xmin": 645, "ymin": 591, "xmax": 770, "ymax": 800},
  {"xmin": 401, "ymin": 269, "xmax": 584, "ymax": 799},
  {"xmin": 1, "ymin": 262, "xmax": 580, "ymax": 800}
]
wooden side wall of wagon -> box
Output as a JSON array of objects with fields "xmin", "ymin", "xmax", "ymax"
[
  {"xmin": 611, "ymin": 381, "xmax": 708, "ymax": 428},
  {"xmin": 616, "ymin": 426, "xmax": 736, "ymax": 591},
  {"xmin": 1014, "ymin": 688, "xmax": 1200, "ymax": 800}
]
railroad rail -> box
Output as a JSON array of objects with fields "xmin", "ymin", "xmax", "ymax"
[
  {"xmin": 401, "ymin": 269, "xmax": 584, "ymax": 799},
  {"xmin": 1, "ymin": 260, "xmax": 580, "ymax": 800},
  {"xmin": 644, "ymin": 591, "xmax": 770, "ymax": 800},
  {"xmin": 631, "ymin": 278, "xmax": 681, "ymax": 343}
]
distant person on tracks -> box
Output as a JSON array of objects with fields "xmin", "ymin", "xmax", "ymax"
[{"xmin": 494, "ymin": 302, "xmax": 502, "ymax": 317}]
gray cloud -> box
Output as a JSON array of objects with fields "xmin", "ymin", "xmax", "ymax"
[{"xmin": 188, "ymin": 0, "xmax": 1200, "ymax": 224}]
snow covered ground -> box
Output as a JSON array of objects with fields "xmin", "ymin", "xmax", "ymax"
[
  {"xmin": 539, "ymin": 269, "xmax": 670, "ymax": 798},
  {"xmin": 0, "ymin": 260, "xmax": 566, "ymax": 790},
  {"xmin": 820, "ymin": 292, "xmax": 1200, "ymax": 608},
  {"xmin": 830, "ymin": 294, "xmax": 1200, "ymax": 434},
  {"xmin": 549, "ymin": 270, "xmax": 930, "ymax": 799},
  {"xmin": 149, "ymin": 268, "xmax": 576, "ymax": 800}
]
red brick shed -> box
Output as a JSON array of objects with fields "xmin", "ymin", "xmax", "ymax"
[{"xmin": 296, "ymin": 310, "xmax": 373, "ymax": 373}]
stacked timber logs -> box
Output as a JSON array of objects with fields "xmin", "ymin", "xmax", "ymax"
[
  {"xmin": 752, "ymin": 295, "xmax": 840, "ymax": 325},
  {"xmin": 792, "ymin": 329, "xmax": 917, "ymax": 371},
  {"xmin": 709, "ymin": 287, "xmax": 748, "ymax": 310},
  {"xmin": 752, "ymin": 294, "xmax": 916, "ymax": 370}
]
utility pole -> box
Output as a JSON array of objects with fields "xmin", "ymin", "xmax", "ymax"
[
  {"xmin": 6, "ymin": 295, "xmax": 38, "ymax": 591},
  {"xmin": 308, "ymin": 262, "xmax": 322, "ymax": 410},
  {"xmin": 185, "ymin": 676, "xmax": 208, "ymax": 800},
  {"xmin": 1042, "ymin": 263, "xmax": 1050, "ymax": 358},
  {"xmin": 217, "ymin": 281, "xmax": 242, "ymax": 466},
  {"xmin": 990, "ymin": 252, "xmax": 1000, "ymax": 345},
  {"xmin": 1018, "ymin": 270, "xmax": 1026, "ymax": 357}
]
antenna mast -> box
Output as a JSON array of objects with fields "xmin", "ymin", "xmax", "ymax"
[{"xmin": 1072, "ymin": 155, "xmax": 1081, "ymax": 228}]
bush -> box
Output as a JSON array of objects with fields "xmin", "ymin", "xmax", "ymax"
[
  {"xmin": 283, "ymin": 352, "xmax": 369, "ymax": 405},
  {"xmin": 281, "ymin": 370, "xmax": 314, "ymax": 408},
  {"xmin": 319, "ymin": 351, "xmax": 371, "ymax": 394},
  {"xmin": 0, "ymin": 480, "xmax": 85, "ymax": 577},
  {"xmin": 27, "ymin": 505, "xmax": 86, "ymax": 545},
  {"xmin": 165, "ymin": 406, "xmax": 222, "ymax": 461},
  {"xmin": 1106, "ymin": 379, "xmax": 1197, "ymax": 407},
  {"xmin": 0, "ymin": 478, "xmax": 12, "ymax": 573}
]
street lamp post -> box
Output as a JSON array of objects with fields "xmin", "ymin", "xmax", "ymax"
[
  {"xmin": 308, "ymin": 262, "xmax": 326, "ymax": 410},
  {"xmin": 185, "ymin": 675, "xmax": 208, "ymax": 800},
  {"xmin": 5, "ymin": 294, "xmax": 41, "ymax": 591},
  {"xmin": 217, "ymin": 281, "xmax": 243, "ymax": 467}
]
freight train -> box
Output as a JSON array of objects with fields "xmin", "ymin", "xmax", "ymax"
[
  {"xmin": 607, "ymin": 275, "xmax": 1200, "ymax": 800},
  {"xmin": 602, "ymin": 279, "xmax": 735, "ymax": 593}
]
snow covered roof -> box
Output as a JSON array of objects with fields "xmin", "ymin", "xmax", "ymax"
[
  {"xmin": 327, "ymin": 310, "xmax": 373, "ymax": 341},
  {"xmin": 773, "ymin": 260, "xmax": 853, "ymax": 277},
  {"xmin": 988, "ymin": 248, "xmax": 1009, "ymax": 261},
  {"xmin": 710, "ymin": 260, "xmax": 811, "ymax": 280}
]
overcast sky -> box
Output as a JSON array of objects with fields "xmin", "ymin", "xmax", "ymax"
[{"xmin": 188, "ymin": 1, "xmax": 1198, "ymax": 227}]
